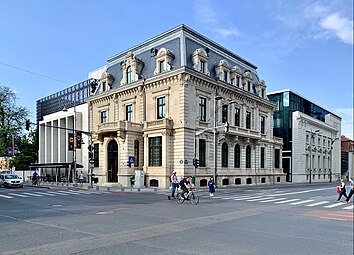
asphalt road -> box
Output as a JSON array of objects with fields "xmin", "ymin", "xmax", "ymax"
[{"xmin": 0, "ymin": 183, "xmax": 353, "ymax": 255}]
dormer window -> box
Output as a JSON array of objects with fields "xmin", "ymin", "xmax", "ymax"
[
  {"xmin": 255, "ymin": 80, "xmax": 267, "ymax": 99},
  {"xmin": 242, "ymin": 70, "xmax": 253, "ymax": 92},
  {"xmin": 192, "ymin": 48, "xmax": 210, "ymax": 75},
  {"xmin": 154, "ymin": 48, "xmax": 174, "ymax": 75},
  {"xmin": 120, "ymin": 51, "xmax": 144, "ymax": 86},
  {"xmin": 99, "ymin": 72, "xmax": 114, "ymax": 93},
  {"xmin": 215, "ymin": 59, "xmax": 230, "ymax": 83},
  {"xmin": 231, "ymin": 66, "xmax": 242, "ymax": 88},
  {"xmin": 126, "ymin": 66, "xmax": 132, "ymax": 83},
  {"xmin": 159, "ymin": 60, "xmax": 165, "ymax": 73}
]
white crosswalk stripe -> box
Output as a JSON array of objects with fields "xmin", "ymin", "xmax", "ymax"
[
  {"xmin": 290, "ymin": 199, "xmax": 314, "ymax": 205},
  {"xmin": 305, "ymin": 201, "xmax": 330, "ymax": 207},
  {"xmin": 246, "ymin": 197, "xmax": 276, "ymax": 202},
  {"xmin": 32, "ymin": 191, "xmax": 57, "ymax": 196},
  {"xmin": 8, "ymin": 193, "xmax": 29, "ymax": 198},
  {"xmin": 324, "ymin": 203, "xmax": 345, "ymax": 208},
  {"xmin": 21, "ymin": 192, "xmax": 43, "ymax": 197},
  {"xmin": 275, "ymin": 199, "xmax": 300, "ymax": 204},
  {"xmin": 46, "ymin": 191, "xmax": 69, "ymax": 196},
  {"xmin": 259, "ymin": 198, "xmax": 287, "ymax": 203},
  {"xmin": 343, "ymin": 204, "xmax": 354, "ymax": 210},
  {"xmin": 0, "ymin": 194, "xmax": 13, "ymax": 198}
]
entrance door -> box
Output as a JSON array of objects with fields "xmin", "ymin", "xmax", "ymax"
[
  {"xmin": 283, "ymin": 157, "xmax": 291, "ymax": 182},
  {"xmin": 107, "ymin": 140, "xmax": 118, "ymax": 182}
]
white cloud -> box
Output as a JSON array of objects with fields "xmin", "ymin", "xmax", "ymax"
[
  {"xmin": 212, "ymin": 27, "xmax": 241, "ymax": 38},
  {"xmin": 320, "ymin": 13, "xmax": 353, "ymax": 45}
]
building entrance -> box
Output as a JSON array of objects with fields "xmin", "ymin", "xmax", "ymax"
[{"xmin": 107, "ymin": 140, "xmax": 118, "ymax": 182}]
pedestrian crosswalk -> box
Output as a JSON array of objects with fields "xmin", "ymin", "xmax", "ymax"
[
  {"xmin": 0, "ymin": 189, "xmax": 110, "ymax": 199},
  {"xmin": 207, "ymin": 193, "xmax": 353, "ymax": 210}
]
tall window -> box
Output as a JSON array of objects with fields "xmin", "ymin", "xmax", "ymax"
[
  {"xmin": 222, "ymin": 105, "xmax": 228, "ymax": 123},
  {"xmin": 102, "ymin": 82, "xmax": 107, "ymax": 92},
  {"xmin": 94, "ymin": 143, "xmax": 99, "ymax": 167},
  {"xmin": 235, "ymin": 108, "xmax": 240, "ymax": 127},
  {"xmin": 199, "ymin": 97, "xmax": 206, "ymax": 122},
  {"xmin": 134, "ymin": 140, "xmax": 139, "ymax": 166},
  {"xmin": 246, "ymin": 111, "xmax": 251, "ymax": 129},
  {"xmin": 149, "ymin": 137, "xmax": 162, "ymax": 166},
  {"xmin": 223, "ymin": 70, "xmax": 228, "ymax": 82},
  {"xmin": 236, "ymin": 76, "xmax": 240, "ymax": 87},
  {"xmin": 260, "ymin": 116, "xmax": 265, "ymax": 134},
  {"xmin": 222, "ymin": 142, "xmax": 228, "ymax": 167},
  {"xmin": 157, "ymin": 96, "xmax": 166, "ymax": 119},
  {"xmin": 126, "ymin": 66, "xmax": 132, "ymax": 83},
  {"xmin": 247, "ymin": 81, "xmax": 251, "ymax": 91},
  {"xmin": 126, "ymin": 104, "xmax": 133, "ymax": 121},
  {"xmin": 100, "ymin": 111, "xmax": 107, "ymax": 123},
  {"xmin": 261, "ymin": 147, "xmax": 265, "ymax": 168},
  {"xmin": 200, "ymin": 60, "xmax": 205, "ymax": 73},
  {"xmin": 159, "ymin": 60, "xmax": 165, "ymax": 73},
  {"xmin": 274, "ymin": 148, "xmax": 280, "ymax": 168},
  {"xmin": 199, "ymin": 139, "xmax": 206, "ymax": 167},
  {"xmin": 246, "ymin": 145, "xmax": 251, "ymax": 168},
  {"xmin": 234, "ymin": 144, "xmax": 240, "ymax": 168}
]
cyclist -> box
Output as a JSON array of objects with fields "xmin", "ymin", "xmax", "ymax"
[
  {"xmin": 32, "ymin": 171, "xmax": 39, "ymax": 185},
  {"xmin": 179, "ymin": 176, "xmax": 193, "ymax": 199}
]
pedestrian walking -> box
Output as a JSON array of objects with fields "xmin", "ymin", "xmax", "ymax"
[
  {"xmin": 79, "ymin": 171, "xmax": 84, "ymax": 185},
  {"xmin": 169, "ymin": 171, "xmax": 179, "ymax": 199},
  {"xmin": 345, "ymin": 177, "xmax": 354, "ymax": 202},
  {"xmin": 208, "ymin": 177, "xmax": 215, "ymax": 197},
  {"xmin": 337, "ymin": 179, "xmax": 348, "ymax": 202}
]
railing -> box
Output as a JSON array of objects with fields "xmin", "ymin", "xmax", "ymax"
[{"xmin": 97, "ymin": 121, "xmax": 143, "ymax": 133}]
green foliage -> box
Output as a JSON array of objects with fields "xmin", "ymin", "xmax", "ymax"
[
  {"xmin": 0, "ymin": 85, "xmax": 34, "ymax": 161},
  {"xmin": 8, "ymin": 154, "xmax": 35, "ymax": 170}
]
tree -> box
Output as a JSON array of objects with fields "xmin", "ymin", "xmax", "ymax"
[{"xmin": 0, "ymin": 86, "xmax": 30, "ymax": 157}]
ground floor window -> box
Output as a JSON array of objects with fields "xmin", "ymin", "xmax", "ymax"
[{"xmin": 149, "ymin": 137, "xmax": 162, "ymax": 166}]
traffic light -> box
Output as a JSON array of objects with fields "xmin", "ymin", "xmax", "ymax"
[
  {"xmin": 224, "ymin": 121, "xmax": 230, "ymax": 132},
  {"xmin": 25, "ymin": 119, "xmax": 30, "ymax": 131},
  {"xmin": 193, "ymin": 158, "xmax": 200, "ymax": 168},
  {"xmin": 68, "ymin": 133, "xmax": 74, "ymax": 151},
  {"xmin": 88, "ymin": 144, "xmax": 94, "ymax": 159}
]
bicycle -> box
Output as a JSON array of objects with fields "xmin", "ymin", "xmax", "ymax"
[{"xmin": 176, "ymin": 187, "xmax": 199, "ymax": 205}]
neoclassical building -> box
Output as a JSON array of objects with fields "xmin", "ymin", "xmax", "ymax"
[{"xmin": 87, "ymin": 25, "xmax": 284, "ymax": 188}]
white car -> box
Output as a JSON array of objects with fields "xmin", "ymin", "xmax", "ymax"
[{"xmin": 0, "ymin": 174, "xmax": 23, "ymax": 188}]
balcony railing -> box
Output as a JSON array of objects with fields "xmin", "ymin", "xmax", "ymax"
[{"xmin": 97, "ymin": 120, "xmax": 143, "ymax": 134}]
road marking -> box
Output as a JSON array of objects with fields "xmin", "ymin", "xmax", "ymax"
[
  {"xmin": 268, "ymin": 187, "xmax": 334, "ymax": 197},
  {"xmin": 343, "ymin": 205, "xmax": 354, "ymax": 210},
  {"xmin": 7, "ymin": 193, "xmax": 29, "ymax": 198},
  {"xmin": 22, "ymin": 192, "xmax": 43, "ymax": 197},
  {"xmin": 46, "ymin": 191, "xmax": 69, "ymax": 196},
  {"xmin": 305, "ymin": 201, "xmax": 330, "ymax": 207},
  {"xmin": 290, "ymin": 199, "xmax": 314, "ymax": 205},
  {"xmin": 33, "ymin": 192, "xmax": 57, "ymax": 196},
  {"xmin": 0, "ymin": 194, "xmax": 13, "ymax": 198},
  {"xmin": 259, "ymin": 198, "xmax": 287, "ymax": 203},
  {"xmin": 275, "ymin": 199, "xmax": 300, "ymax": 204},
  {"xmin": 245, "ymin": 197, "xmax": 276, "ymax": 202},
  {"xmin": 324, "ymin": 203, "xmax": 345, "ymax": 208},
  {"xmin": 56, "ymin": 190, "xmax": 80, "ymax": 195}
]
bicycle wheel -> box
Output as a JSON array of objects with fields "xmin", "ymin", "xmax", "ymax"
[
  {"xmin": 190, "ymin": 192, "xmax": 199, "ymax": 205},
  {"xmin": 176, "ymin": 193, "xmax": 185, "ymax": 204}
]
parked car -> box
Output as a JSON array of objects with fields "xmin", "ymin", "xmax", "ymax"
[{"xmin": 0, "ymin": 174, "xmax": 23, "ymax": 188}]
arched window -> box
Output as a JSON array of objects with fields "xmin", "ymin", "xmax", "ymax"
[
  {"xmin": 134, "ymin": 140, "xmax": 139, "ymax": 166},
  {"xmin": 246, "ymin": 178, "xmax": 252, "ymax": 184},
  {"xmin": 200, "ymin": 179, "xmax": 207, "ymax": 187},
  {"xmin": 126, "ymin": 66, "xmax": 132, "ymax": 83},
  {"xmin": 246, "ymin": 145, "xmax": 251, "ymax": 168},
  {"xmin": 235, "ymin": 178, "xmax": 241, "ymax": 185},
  {"xmin": 222, "ymin": 179, "xmax": 229, "ymax": 185},
  {"xmin": 150, "ymin": 179, "xmax": 159, "ymax": 187},
  {"xmin": 261, "ymin": 177, "xmax": 266, "ymax": 183},
  {"xmin": 234, "ymin": 144, "xmax": 240, "ymax": 168},
  {"xmin": 222, "ymin": 142, "xmax": 228, "ymax": 167}
]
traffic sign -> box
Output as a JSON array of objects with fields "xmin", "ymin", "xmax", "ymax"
[{"xmin": 128, "ymin": 156, "xmax": 135, "ymax": 164}]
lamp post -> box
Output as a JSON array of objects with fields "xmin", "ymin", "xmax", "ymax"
[
  {"xmin": 329, "ymin": 137, "xmax": 339, "ymax": 183},
  {"xmin": 214, "ymin": 95, "xmax": 222, "ymax": 186}
]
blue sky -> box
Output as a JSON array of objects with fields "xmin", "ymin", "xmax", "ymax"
[{"xmin": 0, "ymin": 0, "xmax": 353, "ymax": 138}]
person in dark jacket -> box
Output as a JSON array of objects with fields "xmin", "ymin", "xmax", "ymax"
[
  {"xmin": 208, "ymin": 177, "xmax": 215, "ymax": 197},
  {"xmin": 337, "ymin": 179, "xmax": 348, "ymax": 202}
]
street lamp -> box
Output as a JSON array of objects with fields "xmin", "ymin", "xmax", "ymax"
[
  {"xmin": 329, "ymin": 137, "xmax": 339, "ymax": 183},
  {"xmin": 214, "ymin": 95, "xmax": 223, "ymax": 186},
  {"xmin": 309, "ymin": 129, "xmax": 320, "ymax": 184}
]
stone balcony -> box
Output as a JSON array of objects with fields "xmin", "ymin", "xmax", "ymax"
[
  {"xmin": 143, "ymin": 118, "xmax": 174, "ymax": 132},
  {"xmin": 97, "ymin": 120, "xmax": 143, "ymax": 134},
  {"xmin": 228, "ymin": 126, "xmax": 261, "ymax": 140}
]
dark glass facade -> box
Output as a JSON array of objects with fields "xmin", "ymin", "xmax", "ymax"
[{"xmin": 268, "ymin": 90, "xmax": 338, "ymax": 182}]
